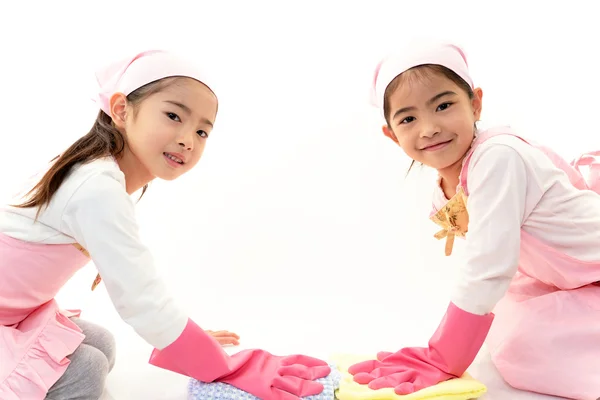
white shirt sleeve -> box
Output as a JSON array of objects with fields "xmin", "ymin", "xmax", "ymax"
[
  {"xmin": 450, "ymin": 143, "xmax": 528, "ymax": 315},
  {"xmin": 60, "ymin": 170, "xmax": 188, "ymax": 350}
]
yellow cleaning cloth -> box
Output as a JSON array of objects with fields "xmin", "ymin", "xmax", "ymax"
[{"xmin": 331, "ymin": 354, "xmax": 487, "ymax": 400}]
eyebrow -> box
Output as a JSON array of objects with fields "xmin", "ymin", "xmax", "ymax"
[
  {"xmin": 164, "ymin": 100, "xmax": 214, "ymax": 128},
  {"xmin": 391, "ymin": 91, "xmax": 457, "ymax": 121}
]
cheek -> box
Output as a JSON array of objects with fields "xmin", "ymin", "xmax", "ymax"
[
  {"xmin": 195, "ymin": 139, "xmax": 208, "ymax": 156},
  {"xmin": 451, "ymin": 107, "xmax": 475, "ymax": 127},
  {"xmin": 187, "ymin": 140, "xmax": 207, "ymax": 164},
  {"xmin": 395, "ymin": 129, "xmax": 415, "ymax": 148},
  {"xmin": 131, "ymin": 129, "xmax": 172, "ymax": 161},
  {"xmin": 128, "ymin": 118, "xmax": 161, "ymax": 140},
  {"xmin": 133, "ymin": 130, "xmax": 162, "ymax": 154},
  {"xmin": 396, "ymin": 136, "xmax": 419, "ymax": 158},
  {"xmin": 145, "ymin": 123, "xmax": 176, "ymax": 148},
  {"xmin": 457, "ymin": 115, "xmax": 476, "ymax": 138}
]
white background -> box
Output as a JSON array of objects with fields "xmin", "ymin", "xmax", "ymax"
[{"xmin": 0, "ymin": 1, "xmax": 596, "ymax": 399}]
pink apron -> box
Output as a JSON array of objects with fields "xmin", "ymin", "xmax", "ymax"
[
  {"xmin": 0, "ymin": 233, "xmax": 92, "ymax": 399},
  {"xmin": 433, "ymin": 127, "xmax": 600, "ymax": 399}
]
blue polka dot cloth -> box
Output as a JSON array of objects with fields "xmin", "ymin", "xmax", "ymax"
[{"xmin": 188, "ymin": 364, "xmax": 341, "ymax": 400}]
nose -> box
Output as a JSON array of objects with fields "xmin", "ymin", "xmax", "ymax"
[
  {"xmin": 177, "ymin": 130, "xmax": 194, "ymax": 151},
  {"xmin": 420, "ymin": 118, "xmax": 441, "ymax": 139},
  {"xmin": 179, "ymin": 141, "xmax": 192, "ymax": 151}
]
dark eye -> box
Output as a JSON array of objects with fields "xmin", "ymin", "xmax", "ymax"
[
  {"xmin": 436, "ymin": 102, "xmax": 452, "ymax": 112},
  {"xmin": 400, "ymin": 116, "xmax": 415, "ymax": 125},
  {"xmin": 197, "ymin": 130, "xmax": 208, "ymax": 138},
  {"xmin": 166, "ymin": 112, "xmax": 181, "ymax": 122}
]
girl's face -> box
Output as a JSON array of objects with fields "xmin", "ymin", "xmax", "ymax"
[
  {"xmin": 382, "ymin": 69, "xmax": 483, "ymax": 174},
  {"xmin": 113, "ymin": 77, "xmax": 218, "ymax": 183}
]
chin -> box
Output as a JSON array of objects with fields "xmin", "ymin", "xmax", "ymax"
[
  {"xmin": 149, "ymin": 165, "xmax": 181, "ymax": 181},
  {"xmin": 435, "ymin": 156, "xmax": 464, "ymax": 172},
  {"xmin": 156, "ymin": 172, "xmax": 183, "ymax": 181}
]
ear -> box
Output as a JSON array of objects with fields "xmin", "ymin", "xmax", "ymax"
[
  {"xmin": 382, "ymin": 125, "xmax": 400, "ymax": 145},
  {"xmin": 109, "ymin": 92, "xmax": 129, "ymax": 129},
  {"xmin": 472, "ymin": 87, "xmax": 483, "ymax": 121}
]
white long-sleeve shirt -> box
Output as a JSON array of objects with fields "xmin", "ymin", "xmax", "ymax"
[
  {"xmin": 432, "ymin": 134, "xmax": 600, "ymax": 316},
  {"xmin": 0, "ymin": 157, "xmax": 188, "ymax": 350}
]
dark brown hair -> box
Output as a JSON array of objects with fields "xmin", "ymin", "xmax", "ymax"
[
  {"xmin": 382, "ymin": 64, "xmax": 474, "ymax": 175},
  {"xmin": 13, "ymin": 77, "xmax": 178, "ymax": 217}
]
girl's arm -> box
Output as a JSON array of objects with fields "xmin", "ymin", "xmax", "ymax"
[
  {"xmin": 451, "ymin": 142, "xmax": 529, "ymax": 316},
  {"xmin": 349, "ymin": 143, "xmax": 530, "ymax": 394},
  {"xmin": 59, "ymin": 169, "xmax": 332, "ymax": 398},
  {"xmin": 61, "ymin": 170, "xmax": 190, "ymax": 351}
]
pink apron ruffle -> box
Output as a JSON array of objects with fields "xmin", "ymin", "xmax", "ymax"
[{"xmin": 0, "ymin": 301, "xmax": 85, "ymax": 399}]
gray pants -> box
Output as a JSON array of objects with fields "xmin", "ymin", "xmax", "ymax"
[{"xmin": 45, "ymin": 318, "xmax": 116, "ymax": 400}]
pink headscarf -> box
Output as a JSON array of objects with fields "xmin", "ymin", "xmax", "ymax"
[
  {"xmin": 94, "ymin": 50, "xmax": 216, "ymax": 116},
  {"xmin": 370, "ymin": 41, "xmax": 474, "ymax": 115}
]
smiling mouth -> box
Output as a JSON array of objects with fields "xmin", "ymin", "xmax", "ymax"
[
  {"xmin": 422, "ymin": 140, "xmax": 452, "ymax": 151},
  {"xmin": 164, "ymin": 152, "xmax": 184, "ymax": 164}
]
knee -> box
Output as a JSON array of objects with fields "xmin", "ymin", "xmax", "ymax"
[
  {"xmin": 88, "ymin": 347, "xmax": 110, "ymax": 395},
  {"xmin": 72, "ymin": 345, "xmax": 110, "ymax": 398},
  {"xmin": 97, "ymin": 328, "xmax": 117, "ymax": 372},
  {"xmin": 76, "ymin": 319, "xmax": 117, "ymax": 372}
]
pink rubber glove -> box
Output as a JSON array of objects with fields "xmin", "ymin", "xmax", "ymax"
[
  {"xmin": 149, "ymin": 319, "xmax": 331, "ymax": 400},
  {"xmin": 348, "ymin": 302, "xmax": 494, "ymax": 395},
  {"xmin": 220, "ymin": 350, "xmax": 332, "ymax": 399}
]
